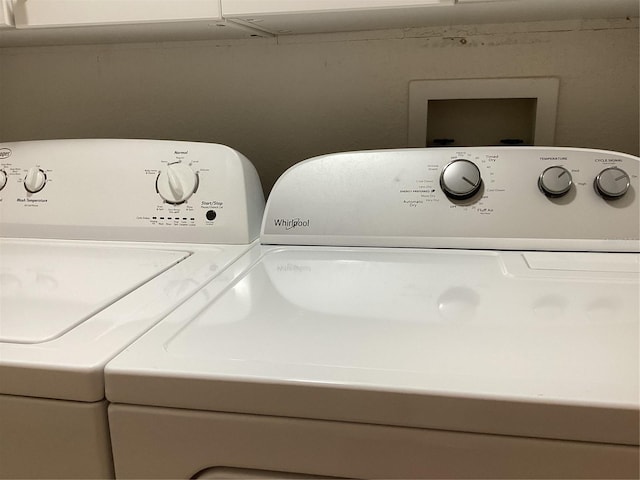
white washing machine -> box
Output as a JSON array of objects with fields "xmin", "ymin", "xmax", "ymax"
[
  {"xmin": 106, "ymin": 147, "xmax": 639, "ymax": 479},
  {"xmin": 0, "ymin": 139, "xmax": 264, "ymax": 479}
]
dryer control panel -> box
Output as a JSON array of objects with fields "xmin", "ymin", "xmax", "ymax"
[
  {"xmin": 0, "ymin": 139, "xmax": 265, "ymax": 243},
  {"xmin": 262, "ymin": 147, "xmax": 639, "ymax": 252}
]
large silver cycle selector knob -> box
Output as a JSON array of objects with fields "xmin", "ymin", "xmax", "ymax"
[
  {"xmin": 594, "ymin": 167, "xmax": 630, "ymax": 199},
  {"xmin": 440, "ymin": 159, "xmax": 482, "ymax": 200},
  {"xmin": 156, "ymin": 162, "xmax": 199, "ymax": 204},
  {"xmin": 24, "ymin": 167, "xmax": 47, "ymax": 193},
  {"xmin": 0, "ymin": 170, "xmax": 7, "ymax": 191},
  {"xmin": 538, "ymin": 166, "xmax": 572, "ymax": 197}
]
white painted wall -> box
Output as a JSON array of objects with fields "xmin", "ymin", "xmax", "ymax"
[{"xmin": 0, "ymin": 18, "xmax": 637, "ymax": 192}]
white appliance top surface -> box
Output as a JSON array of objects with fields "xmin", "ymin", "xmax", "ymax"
[
  {"xmin": 1, "ymin": 240, "xmax": 188, "ymax": 343},
  {"xmin": 106, "ymin": 245, "xmax": 640, "ymax": 446},
  {"xmin": 0, "ymin": 139, "xmax": 265, "ymax": 402},
  {"xmin": 0, "ymin": 238, "xmax": 258, "ymax": 401}
]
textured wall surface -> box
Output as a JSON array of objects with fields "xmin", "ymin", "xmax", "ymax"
[{"xmin": 1, "ymin": 18, "xmax": 638, "ymax": 192}]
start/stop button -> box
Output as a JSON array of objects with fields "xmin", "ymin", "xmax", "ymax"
[{"xmin": 205, "ymin": 210, "xmax": 216, "ymax": 221}]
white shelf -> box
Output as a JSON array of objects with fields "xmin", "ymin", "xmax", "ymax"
[
  {"xmin": 0, "ymin": 0, "xmax": 271, "ymax": 46},
  {"xmin": 0, "ymin": 0, "xmax": 13, "ymax": 28},
  {"xmin": 222, "ymin": 0, "xmax": 454, "ymax": 16},
  {"xmin": 13, "ymin": 0, "xmax": 222, "ymax": 28},
  {"xmin": 222, "ymin": 0, "xmax": 639, "ymax": 35},
  {"xmin": 0, "ymin": 0, "xmax": 637, "ymax": 47}
]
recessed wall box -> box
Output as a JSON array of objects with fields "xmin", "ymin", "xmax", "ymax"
[{"xmin": 408, "ymin": 78, "xmax": 559, "ymax": 147}]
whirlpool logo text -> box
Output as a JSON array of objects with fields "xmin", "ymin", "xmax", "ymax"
[{"xmin": 273, "ymin": 218, "xmax": 310, "ymax": 230}]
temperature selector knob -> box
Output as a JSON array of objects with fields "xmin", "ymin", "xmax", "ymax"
[
  {"xmin": 156, "ymin": 162, "xmax": 199, "ymax": 204},
  {"xmin": 538, "ymin": 166, "xmax": 572, "ymax": 197},
  {"xmin": 594, "ymin": 167, "xmax": 630, "ymax": 199},
  {"xmin": 440, "ymin": 159, "xmax": 482, "ymax": 200},
  {"xmin": 0, "ymin": 170, "xmax": 7, "ymax": 191},
  {"xmin": 24, "ymin": 167, "xmax": 47, "ymax": 193}
]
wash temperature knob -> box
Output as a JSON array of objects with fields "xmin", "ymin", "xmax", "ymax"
[
  {"xmin": 24, "ymin": 167, "xmax": 47, "ymax": 193},
  {"xmin": 156, "ymin": 162, "xmax": 199, "ymax": 204}
]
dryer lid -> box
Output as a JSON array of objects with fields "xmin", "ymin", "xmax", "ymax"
[{"xmin": 106, "ymin": 246, "xmax": 640, "ymax": 446}]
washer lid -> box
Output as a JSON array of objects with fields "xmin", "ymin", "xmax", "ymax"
[
  {"xmin": 1, "ymin": 238, "xmax": 258, "ymax": 402},
  {"xmin": 106, "ymin": 246, "xmax": 640, "ymax": 446},
  {"xmin": 1, "ymin": 241, "xmax": 189, "ymax": 343}
]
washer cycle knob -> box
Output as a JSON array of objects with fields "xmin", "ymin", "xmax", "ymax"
[
  {"xmin": 440, "ymin": 159, "xmax": 482, "ymax": 200},
  {"xmin": 594, "ymin": 167, "xmax": 630, "ymax": 199},
  {"xmin": 24, "ymin": 167, "xmax": 47, "ymax": 193},
  {"xmin": 156, "ymin": 162, "xmax": 199, "ymax": 204},
  {"xmin": 0, "ymin": 170, "xmax": 7, "ymax": 191},
  {"xmin": 538, "ymin": 166, "xmax": 572, "ymax": 197}
]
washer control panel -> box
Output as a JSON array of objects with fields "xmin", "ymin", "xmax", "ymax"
[
  {"xmin": 0, "ymin": 140, "xmax": 264, "ymax": 243},
  {"xmin": 262, "ymin": 147, "xmax": 639, "ymax": 252}
]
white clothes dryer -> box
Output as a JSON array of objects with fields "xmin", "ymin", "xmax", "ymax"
[
  {"xmin": 106, "ymin": 147, "xmax": 639, "ymax": 479},
  {"xmin": 0, "ymin": 139, "xmax": 264, "ymax": 479}
]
